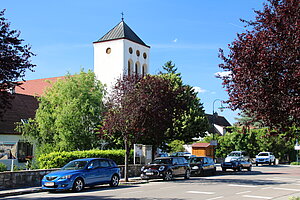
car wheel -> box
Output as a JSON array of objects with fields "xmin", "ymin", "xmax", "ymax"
[
  {"xmin": 248, "ymin": 166, "xmax": 252, "ymax": 171},
  {"xmin": 184, "ymin": 169, "xmax": 190, "ymax": 179},
  {"xmin": 109, "ymin": 174, "xmax": 119, "ymax": 187},
  {"xmin": 222, "ymin": 168, "xmax": 226, "ymax": 172},
  {"xmin": 198, "ymin": 169, "xmax": 204, "ymax": 176},
  {"xmin": 212, "ymin": 167, "xmax": 216, "ymax": 175},
  {"xmin": 237, "ymin": 166, "xmax": 242, "ymax": 171},
  {"xmin": 163, "ymin": 170, "xmax": 173, "ymax": 181},
  {"xmin": 72, "ymin": 178, "xmax": 84, "ymax": 192},
  {"xmin": 256, "ymin": 163, "xmax": 258, "ymax": 166}
]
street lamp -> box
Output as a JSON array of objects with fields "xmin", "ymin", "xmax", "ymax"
[{"xmin": 211, "ymin": 99, "xmax": 226, "ymax": 161}]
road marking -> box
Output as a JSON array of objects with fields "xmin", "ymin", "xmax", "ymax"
[
  {"xmin": 228, "ymin": 184, "xmax": 258, "ymax": 188},
  {"xmin": 262, "ymin": 187, "xmax": 272, "ymax": 190},
  {"xmin": 236, "ymin": 190, "xmax": 251, "ymax": 194},
  {"xmin": 206, "ymin": 196, "xmax": 224, "ymax": 200},
  {"xmin": 160, "ymin": 186, "xmax": 177, "ymax": 190},
  {"xmin": 272, "ymin": 187, "xmax": 300, "ymax": 192},
  {"xmin": 124, "ymin": 191, "xmax": 143, "ymax": 194},
  {"xmin": 187, "ymin": 191, "xmax": 215, "ymax": 195},
  {"xmin": 243, "ymin": 195, "xmax": 273, "ymax": 199}
]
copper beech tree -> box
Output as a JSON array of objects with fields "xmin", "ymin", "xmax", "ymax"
[
  {"xmin": 0, "ymin": 9, "xmax": 35, "ymax": 118},
  {"xmin": 102, "ymin": 74, "xmax": 187, "ymax": 181},
  {"xmin": 219, "ymin": 0, "xmax": 300, "ymax": 130}
]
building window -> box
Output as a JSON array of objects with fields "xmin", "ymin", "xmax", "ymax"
[
  {"xmin": 135, "ymin": 62, "xmax": 140, "ymax": 74},
  {"xmin": 128, "ymin": 59, "xmax": 133, "ymax": 75},
  {"xmin": 142, "ymin": 64, "xmax": 147, "ymax": 76},
  {"xmin": 143, "ymin": 52, "xmax": 147, "ymax": 59},
  {"xmin": 106, "ymin": 47, "xmax": 111, "ymax": 54},
  {"xmin": 136, "ymin": 50, "xmax": 140, "ymax": 57},
  {"xmin": 129, "ymin": 47, "xmax": 133, "ymax": 54}
]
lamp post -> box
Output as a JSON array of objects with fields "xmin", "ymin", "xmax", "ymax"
[{"xmin": 211, "ymin": 99, "xmax": 225, "ymax": 161}]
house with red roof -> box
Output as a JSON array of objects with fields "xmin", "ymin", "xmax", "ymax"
[{"xmin": 0, "ymin": 77, "xmax": 63, "ymax": 167}]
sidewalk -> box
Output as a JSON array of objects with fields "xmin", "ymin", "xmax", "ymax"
[{"xmin": 0, "ymin": 177, "xmax": 147, "ymax": 198}]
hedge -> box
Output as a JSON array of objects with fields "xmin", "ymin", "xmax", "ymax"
[
  {"xmin": 38, "ymin": 149, "xmax": 133, "ymax": 169},
  {"xmin": 0, "ymin": 163, "xmax": 6, "ymax": 172}
]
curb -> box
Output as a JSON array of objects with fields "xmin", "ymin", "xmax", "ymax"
[
  {"xmin": 0, "ymin": 178, "xmax": 147, "ymax": 197},
  {"xmin": 0, "ymin": 187, "xmax": 42, "ymax": 198}
]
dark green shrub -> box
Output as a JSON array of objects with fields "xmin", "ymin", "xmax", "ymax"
[
  {"xmin": 0, "ymin": 163, "xmax": 7, "ymax": 172},
  {"xmin": 38, "ymin": 149, "xmax": 133, "ymax": 169},
  {"xmin": 291, "ymin": 162, "xmax": 300, "ymax": 165}
]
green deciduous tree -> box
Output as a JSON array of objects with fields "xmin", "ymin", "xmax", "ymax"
[
  {"xmin": 207, "ymin": 127, "xmax": 299, "ymax": 161},
  {"xmin": 17, "ymin": 70, "xmax": 105, "ymax": 155},
  {"xmin": 159, "ymin": 61, "xmax": 209, "ymax": 144}
]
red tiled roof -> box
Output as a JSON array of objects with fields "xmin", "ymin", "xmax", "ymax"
[
  {"xmin": 0, "ymin": 94, "xmax": 39, "ymax": 134},
  {"xmin": 192, "ymin": 143, "xmax": 211, "ymax": 148},
  {"xmin": 1, "ymin": 76, "xmax": 66, "ymax": 134},
  {"xmin": 15, "ymin": 76, "xmax": 66, "ymax": 96}
]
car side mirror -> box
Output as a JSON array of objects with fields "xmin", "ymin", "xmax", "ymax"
[{"xmin": 88, "ymin": 165, "xmax": 94, "ymax": 170}]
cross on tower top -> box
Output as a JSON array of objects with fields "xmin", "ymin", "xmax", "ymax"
[{"xmin": 121, "ymin": 12, "xmax": 124, "ymax": 21}]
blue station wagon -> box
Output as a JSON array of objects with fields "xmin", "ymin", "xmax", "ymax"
[{"xmin": 42, "ymin": 158, "xmax": 121, "ymax": 192}]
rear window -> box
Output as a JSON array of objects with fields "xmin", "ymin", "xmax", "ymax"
[
  {"xmin": 108, "ymin": 160, "xmax": 117, "ymax": 167},
  {"xmin": 153, "ymin": 158, "xmax": 172, "ymax": 164},
  {"xmin": 190, "ymin": 157, "xmax": 204, "ymax": 164},
  {"xmin": 258, "ymin": 153, "xmax": 269, "ymax": 156}
]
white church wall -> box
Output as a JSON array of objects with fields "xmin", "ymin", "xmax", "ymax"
[
  {"xmin": 123, "ymin": 40, "xmax": 149, "ymax": 75},
  {"xmin": 94, "ymin": 39, "xmax": 125, "ymax": 90}
]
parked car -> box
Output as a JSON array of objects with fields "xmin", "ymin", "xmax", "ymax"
[
  {"xmin": 42, "ymin": 158, "xmax": 121, "ymax": 192},
  {"xmin": 255, "ymin": 152, "xmax": 276, "ymax": 165},
  {"xmin": 224, "ymin": 151, "xmax": 250, "ymax": 162},
  {"xmin": 221, "ymin": 157, "xmax": 252, "ymax": 172},
  {"xmin": 189, "ymin": 156, "xmax": 216, "ymax": 176},
  {"xmin": 140, "ymin": 157, "xmax": 191, "ymax": 181}
]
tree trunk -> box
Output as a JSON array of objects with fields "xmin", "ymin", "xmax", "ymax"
[{"xmin": 124, "ymin": 138, "xmax": 129, "ymax": 182}]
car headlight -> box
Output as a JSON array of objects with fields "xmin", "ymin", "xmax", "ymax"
[
  {"xmin": 141, "ymin": 166, "xmax": 145, "ymax": 171},
  {"xmin": 192, "ymin": 166, "xmax": 199, "ymax": 170},
  {"xmin": 59, "ymin": 175, "xmax": 72, "ymax": 180},
  {"xmin": 158, "ymin": 166, "xmax": 165, "ymax": 171}
]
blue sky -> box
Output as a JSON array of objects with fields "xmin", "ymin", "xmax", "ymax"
[{"xmin": 2, "ymin": 0, "xmax": 266, "ymax": 124}]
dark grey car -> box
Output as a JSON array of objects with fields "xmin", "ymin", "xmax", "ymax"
[{"xmin": 140, "ymin": 157, "xmax": 191, "ymax": 181}]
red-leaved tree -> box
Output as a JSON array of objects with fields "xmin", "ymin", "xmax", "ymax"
[
  {"xmin": 102, "ymin": 74, "xmax": 186, "ymax": 181},
  {"xmin": 219, "ymin": 0, "xmax": 300, "ymax": 130},
  {"xmin": 0, "ymin": 9, "xmax": 35, "ymax": 118}
]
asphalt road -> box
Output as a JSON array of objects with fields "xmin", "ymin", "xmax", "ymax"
[{"xmin": 2, "ymin": 165, "xmax": 300, "ymax": 200}]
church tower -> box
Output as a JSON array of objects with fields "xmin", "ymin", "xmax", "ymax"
[{"xmin": 93, "ymin": 20, "xmax": 150, "ymax": 89}]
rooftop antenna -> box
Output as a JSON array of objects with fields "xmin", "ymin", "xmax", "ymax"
[{"xmin": 121, "ymin": 12, "xmax": 124, "ymax": 21}]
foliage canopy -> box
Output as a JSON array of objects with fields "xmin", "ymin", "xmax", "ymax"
[
  {"xmin": 219, "ymin": 0, "xmax": 300, "ymax": 130},
  {"xmin": 0, "ymin": 9, "xmax": 35, "ymax": 118},
  {"xmin": 18, "ymin": 70, "xmax": 105, "ymax": 154}
]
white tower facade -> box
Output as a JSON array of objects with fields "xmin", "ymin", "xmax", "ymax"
[{"xmin": 93, "ymin": 20, "xmax": 150, "ymax": 89}]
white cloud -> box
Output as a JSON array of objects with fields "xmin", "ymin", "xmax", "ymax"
[
  {"xmin": 173, "ymin": 38, "xmax": 178, "ymax": 43},
  {"xmin": 215, "ymin": 71, "xmax": 232, "ymax": 78},
  {"xmin": 193, "ymin": 86, "xmax": 207, "ymax": 93}
]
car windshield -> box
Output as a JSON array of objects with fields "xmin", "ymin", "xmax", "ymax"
[
  {"xmin": 152, "ymin": 158, "xmax": 172, "ymax": 164},
  {"xmin": 228, "ymin": 152, "xmax": 241, "ymax": 157},
  {"xmin": 189, "ymin": 157, "xmax": 204, "ymax": 164},
  {"xmin": 258, "ymin": 153, "xmax": 269, "ymax": 156},
  {"xmin": 61, "ymin": 160, "xmax": 88, "ymax": 170}
]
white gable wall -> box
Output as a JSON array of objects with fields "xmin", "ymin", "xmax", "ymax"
[{"xmin": 94, "ymin": 39, "xmax": 150, "ymax": 91}]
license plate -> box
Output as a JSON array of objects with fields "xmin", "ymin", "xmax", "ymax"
[
  {"xmin": 44, "ymin": 182, "xmax": 55, "ymax": 187},
  {"xmin": 146, "ymin": 172, "xmax": 153, "ymax": 175}
]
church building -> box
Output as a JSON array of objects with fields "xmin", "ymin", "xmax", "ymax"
[
  {"xmin": 93, "ymin": 19, "xmax": 150, "ymax": 89},
  {"xmin": 0, "ymin": 20, "xmax": 149, "ymax": 166}
]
